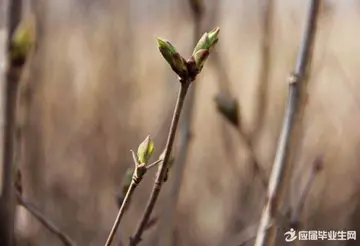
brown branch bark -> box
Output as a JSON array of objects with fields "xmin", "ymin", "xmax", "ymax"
[
  {"xmin": 0, "ymin": 0, "xmax": 23, "ymax": 245},
  {"xmin": 129, "ymin": 81, "xmax": 190, "ymax": 246}
]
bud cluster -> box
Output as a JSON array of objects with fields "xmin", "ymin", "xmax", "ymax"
[{"xmin": 157, "ymin": 27, "xmax": 220, "ymax": 82}]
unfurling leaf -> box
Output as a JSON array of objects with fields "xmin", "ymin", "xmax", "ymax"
[
  {"xmin": 214, "ymin": 93, "xmax": 239, "ymax": 127},
  {"xmin": 137, "ymin": 135, "xmax": 155, "ymax": 164},
  {"xmin": 157, "ymin": 38, "xmax": 188, "ymax": 78},
  {"xmin": 192, "ymin": 27, "xmax": 220, "ymax": 56}
]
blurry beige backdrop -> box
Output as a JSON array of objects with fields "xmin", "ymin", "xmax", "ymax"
[{"xmin": 1, "ymin": 0, "xmax": 360, "ymax": 246}]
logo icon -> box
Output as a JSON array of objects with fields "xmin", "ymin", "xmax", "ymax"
[{"xmin": 284, "ymin": 228, "xmax": 297, "ymax": 242}]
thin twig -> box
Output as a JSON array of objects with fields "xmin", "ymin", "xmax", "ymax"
[
  {"xmin": 251, "ymin": 0, "xmax": 274, "ymax": 140},
  {"xmin": 237, "ymin": 129, "xmax": 268, "ymax": 188},
  {"xmin": 254, "ymin": 1, "xmax": 320, "ymax": 245},
  {"xmin": 105, "ymin": 179, "xmax": 138, "ymax": 246},
  {"xmin": 229, "ymin": 157, "xmax": 322, "ymax": 246},
  {"xmin": 16, "ymin": 191, "xmax": 76, "ymax": 246},
  {"xmin": 146, "ymin": 159, "xmax": 162, "ymax": 170},
  {"xmin": 156, "ymin": 1, "xmax": 203, "ymax": 245},
  {"xmin": 290, "ymin": 156, "xmax": 323, "ymax": 229},
  {"xmin": 129, "ymin": 81, "xmax": 190, "ymax": 246},
  {"xmin": 0, "ymin": 0, "xmax": 23, "ymax": 244},
  {"xmin": 105, "ymin": 149, "xmax": 151, "ymax": 246}
]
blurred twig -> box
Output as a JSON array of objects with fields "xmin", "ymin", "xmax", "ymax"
[
  {"xmin": 156, "ymin": 0, "xmax": 204, "ymax": 245},
  {"xmin": 210, "ymin": 0, "xmax": 268, "ymax": 187},
  {"xmin": 289, "ymin": 156, "xmax": 323, "ymax": 229},
  {"xmin": 227, "ymin": 158, "xmax": 322, "ymax": 246},
  {"xmin": 251, "ymin": 0, "xmax": 274, "ymax": 140},
  {"xmin": 0, "ymin": 0, "xmax": 23, "ymax": 244},
  {"xmin": 16, "ymin": 191, "xmax": 76, "ymax": 246},
  {"xmin": 254, "ymin": 1, "xmax": 320, "ymax": 245},
  {"xmin": 214, "ymin": 94, "xmax": 268, "ymax": 188}
]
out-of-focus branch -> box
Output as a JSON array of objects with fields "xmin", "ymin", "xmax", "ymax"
[
  {"xmin": 210, "ymin": 0, "xmax": 268, "ymax": 186},
  {"xmin": 0, "ymin": 0, "xmax": 24, "ymax": 245},
  {"xmin": 214, "ymin": 94, "xmax": 268, "ymax": 188},
  {"xmin": 156, "ymin": 1, "xmax": 204, "ymax": 245},
  {"xmin": 225, "ymin": 157, "xmax": 323, "ymax": 246},
  {"xmin": 289, "ymin": 156, "xmax": 323, "ymax": 229},
  {"xmin": 16, "ymin": 191, "xmax": 76, "ymax": 246},
  {"xmin": 251, "ymin": 0, "xmax": 274, "ymax": 141},
  {"xmin": 254, "ymin": 1, "xmax": 320, "ymax": 245}
]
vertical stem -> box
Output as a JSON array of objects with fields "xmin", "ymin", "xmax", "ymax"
[
  {"xmin": 254, "ymin": 1, "xmax": 320, "ymax": 245},
  {"xmin": 0, "ymin": 0, "xmax": 23, "ymax": 245},
  {"xmin": 129, "ymin": 81, "xmax": 190, "ymax": 246},
  {"xmin": 156, "ymin": 5, "xmax": 202, "ymax": 245}
]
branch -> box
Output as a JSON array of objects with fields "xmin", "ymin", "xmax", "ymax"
[
  {"xmin": 156, "ymin": 0, "xmax": 204, "ymax": 244},
  {"xmin": 105, "ymin": 175, "xmax": 138, "ymax": 246},
  {"xmin": 214, "ymin": 94, "xmax": 268, "ymax": 188},
  {"xmin": 105, "ymin": 138, "xmax": 159, "ymax": 246},
  {"xmin": 254, "ymin": 1, "xmax": 320, "ymax": 245},
  {"xmin": 0, "ymin": 0, "xmax": 25, "ymax": 244},
  {"xmin": 16, "ymin": 191, "xmax": 76, "ymax": 246},
  {"xmin": 129, "ymin": 81, "xmax": 190, "ymax": 246},
  {"xmin": 129, "ymin": 27, "xmax": 219, "ymax": 246},
  {"xmin": 289, "ymin": 156, "xmax": 323, "ymax": 229}
]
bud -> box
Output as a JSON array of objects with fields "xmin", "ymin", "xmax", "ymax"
[
  {"xmin": 137, "ymin": 135, "xmax": 155, "ymax": 164},
  {"xmin": 192, "ymin": 27, "xmax": 220, "ymax": 56},
  {"xmin": 214, "ymin": 94, "xmax": 239, "ymax": 127},
  {"xmin": 157, "ymin": 38, "xmax": 188, "ymax": 78},
  {"xmin": 10, "ymin": 18, "xmax": 36, "ymax": 66},
  {"xmin": 207, "ymin": 27, "xmax": 220, "ymax": 47},
  {"xmin": 192, "ymin": 49, "xmax": 210, "ymax": 73}
]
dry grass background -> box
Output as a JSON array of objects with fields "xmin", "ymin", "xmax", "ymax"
[{"xmin": 3, "ymin": 0, "xmax": 360, "ymax": 245}]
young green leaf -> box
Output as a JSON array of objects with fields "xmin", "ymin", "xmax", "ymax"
[{"xmin": 192, "ymin": 27, "xmax": 220, "ymax": 56}]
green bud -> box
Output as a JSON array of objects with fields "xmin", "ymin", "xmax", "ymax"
[
  {"xmin": 137, "ymin": 135, "xmax": 155, "ymax": 164},
  {"xmin": 207, "ymin": 27, "xmax": 220, "ymax": 47},
  {"xmin": 10, "ymin": 19, "xmax": 35, "ymax": 66},
  {"xmin": 192, "ymin": 27, "xmax": 220, "ymax": 56},
  {"xmin": 157, "ymin": 38, "xmax": 188, "ymax": 78}
]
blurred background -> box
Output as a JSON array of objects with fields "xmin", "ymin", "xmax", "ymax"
[{"xmin": 1, "ymin": 0, "xmax": 360, "ymax": 245}]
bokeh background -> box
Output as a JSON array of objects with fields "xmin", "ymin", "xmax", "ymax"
[{"xmin": 1, "ymin": 0, "xmax": 360, "ymax": 245}]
